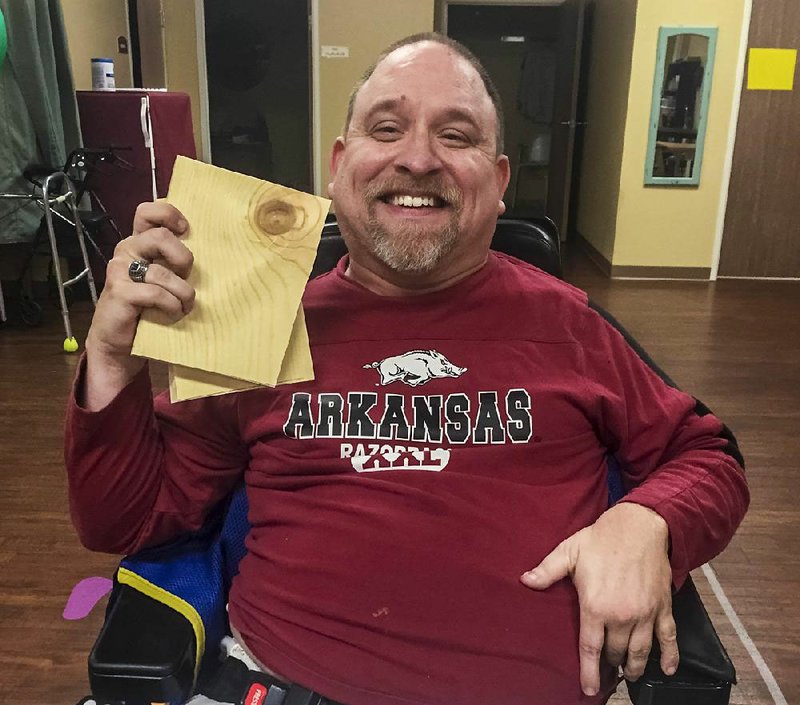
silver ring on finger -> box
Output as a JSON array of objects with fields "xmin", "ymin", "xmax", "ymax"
[{"xmin": 128, "ymin": 259, "xmax": 150, "ymax": 284}]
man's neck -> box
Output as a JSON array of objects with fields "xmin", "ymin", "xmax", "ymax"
[{"xmin": 344, "ymin": 255, "xmax": 489, "ymax": 297}]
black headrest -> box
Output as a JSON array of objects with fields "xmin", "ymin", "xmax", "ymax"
[{"xmin": 310, "ymin": 217, "xmax": 561, "ymax": 280}]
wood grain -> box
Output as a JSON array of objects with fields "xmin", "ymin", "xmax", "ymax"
[
  {"xmin": 169, "ymin": 304, "xmax": 313, "ymax": 401},
  {"xmin": 132, "ymin": 157, "xmax": 330, "ymax": 395}
]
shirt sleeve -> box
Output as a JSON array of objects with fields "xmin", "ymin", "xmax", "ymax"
[
  {"xmin": 65, "ymin": 355, "xmax": 249, "ymax": 554},
  {"xmin": 578, "ymin": 305, "xmax": 749, "ymax": 587}
]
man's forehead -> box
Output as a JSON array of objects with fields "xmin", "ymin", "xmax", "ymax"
[{"xmin": 355, "ymin": 41, "xmax": 488, "ymax": 115}]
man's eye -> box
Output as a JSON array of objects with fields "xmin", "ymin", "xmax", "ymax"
[
  {"xmin": 441, "ymin": 131, "xmax": 470, "ymax": 146},
  {"xmin": 372, "ymin": 125, "xmax": 401, "ymax": 140}
]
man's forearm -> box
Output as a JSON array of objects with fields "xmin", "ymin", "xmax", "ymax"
[
  {"xmin": 83, "ymin": 338, "xmax": 147, "ymax": 411},
  {"xmin": 621, "ymin": 453, "xmax": 749, "ymax": 586}
]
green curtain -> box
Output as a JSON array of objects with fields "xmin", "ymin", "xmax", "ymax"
[
  {"xmin": 0, "ymin": 9, "xmax": 7, "ymax": 69},
  {"xmin": 0, "ymin": 0, "xmax": 80, "ymax": 245}
]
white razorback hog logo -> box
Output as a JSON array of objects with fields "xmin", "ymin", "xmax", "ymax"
[{"xmin": 364, "ymin": 350, "xmax": 467, "ymax": 387}]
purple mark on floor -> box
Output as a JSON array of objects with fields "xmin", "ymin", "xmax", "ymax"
[{"xmin": 63, "ymin": 576, "xmax": 113, "ymax": 620}]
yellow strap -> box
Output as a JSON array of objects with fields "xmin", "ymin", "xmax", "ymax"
[{"xmin": 117, "ymin": 566, "xmax": 206, "ymax": 683}]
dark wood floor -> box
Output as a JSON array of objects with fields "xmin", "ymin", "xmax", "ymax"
[{"xmin": 0, "ymin": 250, "xmax": 797, "ymax": 705}]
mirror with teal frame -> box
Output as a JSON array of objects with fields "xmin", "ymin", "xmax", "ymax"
[{"xmin": 645, "ymin": 27, "xmax": 718, "ymax": 186}]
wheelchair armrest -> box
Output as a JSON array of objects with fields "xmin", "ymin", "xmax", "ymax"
[
  {"xmin": 89, "ymin": 583, "xmax": 197, "ymax": 705},
  {"xmin": 626, "ymin": 575, "xmax": 736, "ymax": 705}
]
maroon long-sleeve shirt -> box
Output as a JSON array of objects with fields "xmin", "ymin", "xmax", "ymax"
[{"xmin": 66, "ymin": 253, "xmax": 748, "ymax": 705}]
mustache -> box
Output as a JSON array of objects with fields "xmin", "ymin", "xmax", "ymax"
[{"xmin": 363, "ymin": 177, "xmax": 463, "ymax": 207}]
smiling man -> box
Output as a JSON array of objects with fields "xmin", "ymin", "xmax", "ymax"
[
  {"xmin": 329, "ymin": 38, "xmax": 508, "ymax": 292},
  {"xmin": 66, "ymin": 34, "xmax": 748, "ymax": 705}
]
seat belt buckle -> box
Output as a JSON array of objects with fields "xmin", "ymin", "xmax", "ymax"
[
  {"xmin": 240, "ymin": 678, "xmax": 327, "ymax": 705},
  {"xmin": 239, "ymin": 676, "xmax": 289, "ymax": 705}
]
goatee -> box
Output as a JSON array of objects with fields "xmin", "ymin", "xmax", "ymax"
[{"xmin": 363, "ymin": 179, "xmax": 463, "ymax": 273}]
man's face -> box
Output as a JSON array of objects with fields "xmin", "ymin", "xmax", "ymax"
[{"xmin": 328, "ymin": 41, "xmax": 510, "ymax": 282}]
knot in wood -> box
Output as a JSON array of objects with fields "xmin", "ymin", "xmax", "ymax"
[{"xmin": 256, "ymin": 199, "xmax": 297, "ymax": 235}]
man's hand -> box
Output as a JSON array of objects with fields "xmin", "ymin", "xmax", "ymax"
[
  {"xmin": 84, "ymin": 202, "xmax": 194, "ymax": 411},
  {"xmin": 520, "ymin": 503, "xmax": 678, "ymax": 697}
]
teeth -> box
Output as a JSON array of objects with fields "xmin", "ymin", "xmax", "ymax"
[{"xmin": 391, "ymin": 195, "xmax": 437, "ymax": 207}]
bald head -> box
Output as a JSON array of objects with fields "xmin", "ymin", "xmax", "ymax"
[{"xmin": 344, "ymin": 33, "xmax": 505, "ymax": 156}]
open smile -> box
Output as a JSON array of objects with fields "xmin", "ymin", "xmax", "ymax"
[
  {"xmin": 375, "ymin": 192, "xmax": 451, "ymax": 218},
  {"xmin": 382, "ymin": 193, "xmax": 447, "ymax": 208}
]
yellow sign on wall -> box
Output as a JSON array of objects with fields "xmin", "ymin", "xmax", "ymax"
[{"xmin": 747, "ymin": 48, "xmax": 797, "ymax": 91}]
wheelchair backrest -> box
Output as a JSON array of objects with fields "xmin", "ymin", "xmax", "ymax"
[{"xmin": 310, "ymin": 216, "xmax": 561, "ymax": 280}]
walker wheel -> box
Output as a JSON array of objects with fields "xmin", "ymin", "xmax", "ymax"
[{"xmin": 63, "ymin": 337, "xmax": 79, "ymax": 353}]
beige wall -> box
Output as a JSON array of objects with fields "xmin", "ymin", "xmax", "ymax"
[
  {"xmin": 318, "ymin": 0, "xmax": 435, "ymax": 196},
  {"xmin": 612, "ymin": 0, "xmax": 747, "ymax": 269},
  {"xmin": 575, "ymin": 0, "xmax": 638, "ymax": 262},
  {"xmin": 61, "ymin": 0, "xmax": 133, "ymax": 90},
  {"xmin": 162, "ymin": 0, "xmax": 204, "ymax": 160},
  {"xmin": 63, "ymin": 0, "xmax": 204, "ymax": 158}
]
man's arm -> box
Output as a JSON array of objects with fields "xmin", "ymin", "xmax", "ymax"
[
  {"xmin": 66, "ymin": 202, "xmax": 247, "ymax": 555},
  {"xmin": 521, "ymin": 302, "xmax": 748, "ymax": 696}
]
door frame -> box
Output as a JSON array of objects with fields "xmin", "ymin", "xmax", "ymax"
[
  {"xmin": 311, "ymin": 0, "xmax": 322, "ymax": 196},
  {"xmin": 194, "ymin": 0, "xmax": 212, "ymax": 163},
  {"xmin": 710, "ymin": 0, "xmax": 753, "ymax": 280}
]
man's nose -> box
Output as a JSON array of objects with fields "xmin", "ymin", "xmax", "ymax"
[{"xmin": 394, "ymin": 130, "xmax": 443, "ymax": 175}]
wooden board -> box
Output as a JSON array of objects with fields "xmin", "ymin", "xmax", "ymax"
[
  {"xmin": 131, "ymin": 156, "xmax": 330, "ymax": 397},
  {"xmin": 168, "ymin": 305, "xmax": 313, "ymax": 401}
]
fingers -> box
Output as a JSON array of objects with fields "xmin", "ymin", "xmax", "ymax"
[
  {"xmin": 115, "ymin": 227, "xmax": 194, "ymax": 279},
  {"xmin": 520, "ymin": 534, "xmax": 578, "ymax": 590},
  {"xmin": 655, "ymin": 607, "xmax": 679, "ymax": 676},
  {"xmin": 109, "ymin": 201, "xmax": 195, "ymax": 306},
  {"xmin": 132, "ymin": 201, "xmax": 188, "ymax": 237},
  {"xmin": 578, "ymin": 614, "xmax": 605, "ymax": 697},
  {"xmin": 603, "ymin": 624, "xmax": 633, "ymax": 668},
  {"xmin": 614, "ymin": 607, "xmax": 677, "ymax": 682},
  {"xmin": 102, "ymin": 257, "xmax": 193, "ymax": 322},
  {"xmin": 119, "ymin": 279, "xmax": 189, "ymax": 322},
  {"xmin": 621, "ymin": 623, "xmax": 653, "ymax": 681},
  {"xmin": 134, "ymin": 261, "xmax": 195, "ymax": 314},
  {"xmin": 86, "ymin": 202, "xmax": 195, "ymax": 363}
]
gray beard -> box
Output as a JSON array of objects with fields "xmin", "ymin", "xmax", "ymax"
[{"xmin": 365, "ymin": 209, "xmax": 460, "ymax": 274}]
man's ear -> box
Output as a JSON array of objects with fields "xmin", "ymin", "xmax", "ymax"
[
  {"xmin": 495, "ymin": 154, "xmax": 511, "ymax": 216},
  {"xmin": 328, "ymin": 137, "xmax": 346, "ymax": 197}
]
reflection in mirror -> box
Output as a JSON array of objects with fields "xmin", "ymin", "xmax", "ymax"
[{"xmin": 645, "ymin": 28, "xmax": 717, "ymax": 186}]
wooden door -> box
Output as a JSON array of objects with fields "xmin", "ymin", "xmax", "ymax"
[
  {"xmin": 547, "ymin": 0, "xmax": 585, "ymax": 238},
  {"xmin": 718, "ymin": 0, "xmax": 800, "ymax": 277},
  {"xmin": 135, "ymin": 0, "xmax": 166, "ymax": 88}
]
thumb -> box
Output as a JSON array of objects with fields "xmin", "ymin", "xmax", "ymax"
[{"xmin": 520, "ymin": 535, "xmax": 578, "ymax": 590}]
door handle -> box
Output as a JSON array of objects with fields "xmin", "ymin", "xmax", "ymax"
[{"xmin": 559, "ymin": 120, "xmax": 589, "ymax": 127}]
